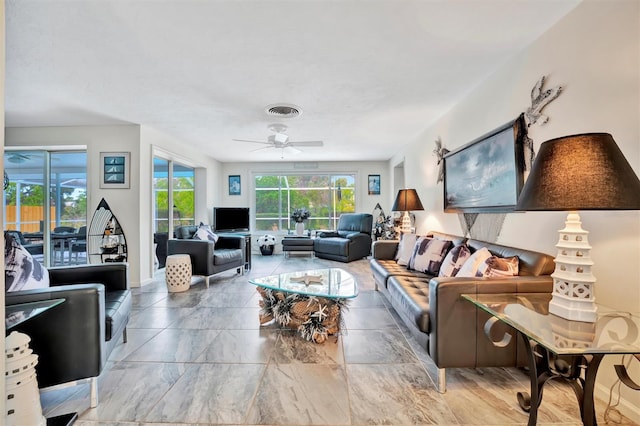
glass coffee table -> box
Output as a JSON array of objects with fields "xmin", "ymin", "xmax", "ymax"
[{"xmin": 249, "ymin": 268, "xmax": 358, "ymax": 343}]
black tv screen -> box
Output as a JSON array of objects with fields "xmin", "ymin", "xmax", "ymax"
[{"xmin": 213, "ymin": 207, "xmax": 250, "ymax": 232}]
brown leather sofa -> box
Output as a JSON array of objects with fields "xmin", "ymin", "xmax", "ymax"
[
  {"xmin": 6, "ymin": 263, "xmax": 131, "ymax": 408},
  {"xmin": 370, "ymin": 231, "xmax": 555, "ymax": 392}
]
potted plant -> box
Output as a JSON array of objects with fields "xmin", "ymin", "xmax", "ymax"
[
  {"xmin": 257, "ymin": 234, "xmax": 276, "ymax": 255},
  {"xmin": 290, "ymin": 207, "xmax": 311, "ymax": 236}
]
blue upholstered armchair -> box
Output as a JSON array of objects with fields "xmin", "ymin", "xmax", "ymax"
[{"xmin": 313, "ymin": 213, "xmax": 373, "ymax": 262}]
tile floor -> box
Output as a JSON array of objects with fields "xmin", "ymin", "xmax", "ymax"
[{"xmin": 40, "ymin": 254, "xmax": 635, "ymax": 425}]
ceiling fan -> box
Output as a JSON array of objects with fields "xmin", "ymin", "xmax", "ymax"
[
  {"xmin": 7, "ymin": 153, "xmax": 32, "ymax": 164},
  {"xmin": 233, "ymin": 124, "xmax": 323, "ymax": 158}
]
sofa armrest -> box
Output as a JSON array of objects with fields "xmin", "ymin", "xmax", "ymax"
[
  {"xmin": 6, "ymin": 284, "xmax": 106, "ymax": 388},
  {"xmin": 48, "ymin": 263, "xmax": 129, "ymax": 292},
  {"xmin": 372, "ymin": 240, "xmax": 398, "ymax": 260},
  {"xmin": 168, "ymin": 239, "xmax": 214, "ymax": 275},
  {"xmin": 427, "ymin": 276, "xmax": 553, "ymax": 368}
]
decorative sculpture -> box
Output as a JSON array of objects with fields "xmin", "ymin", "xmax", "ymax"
[
  {"xmin": 525, "ymin": 75, "xmax": 562, "ymax": 127},
  {"xmin": 433, "ymin": 137, "xmax": 449, "ymax": 184}
]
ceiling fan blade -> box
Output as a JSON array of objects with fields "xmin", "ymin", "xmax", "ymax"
[
  {"xmin": 250, "ymin": 146, "xmax": 273, "ymax": 153},
  {"xmin": 233, "ymin": 139, "xmax": 271, "ymax": 145},
  {"xmin": 284, "ymin": 146, "xmax": 302, "ymax": 154},
  {"xmin": 288, "ymin": 141, "xmax": 324, "ymax": 147}
]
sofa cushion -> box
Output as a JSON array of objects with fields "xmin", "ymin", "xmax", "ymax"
[
  {"xmin": 477, "ymin": 255, "xmax": 519, "ymax": 278},
  {"xmin": 4, "ymin": 231, "xmax": 49, "ymax": 292},
  {"xmin": 395, "ymin": 233, "xmax": 418, "ymax": 266},
  {"xmin": 439, "ymin": 243, "xmax": 472, "ymax": 278},
  {"xmin": 387, "ymin": 275, "xmax": 431, "ymax": 333},
  {"xmin": 313, "ymin": 237, "xmax": 348, "ymax": 256},
  {"xmin": 104, "ymin": 289, "xmax": 132, "ymax": 342},
  {"xmin": 370, "ymin": 259, "xmax": 430, "ymax": 289},
  {"xmin": 213, "ymin": 248, "xmax": 243, "ymax": 266},
  {"xmin": 408, "ymin": 237, "xmax": 453, "ymax": 275},
  {"xmin": 193, "ymin": 224, "xmax": 219, "ymax": 243},
  {"xmin": 457, "ymin": 247, "xmax": 492, "ymax": 277}
]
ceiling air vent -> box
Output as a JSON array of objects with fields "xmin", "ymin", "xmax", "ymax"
[{"xmin": 264, "ymin": 103, "xmax": 301, "ymax": 118}]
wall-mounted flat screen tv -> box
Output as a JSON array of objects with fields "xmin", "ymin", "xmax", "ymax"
[
  {"xmin": 443, "ymin": 114, "xmax": 528, "ymax": 213},
  {"xmin": 213, "ymin": 207, "xmax": 250, "ymax": 232}
]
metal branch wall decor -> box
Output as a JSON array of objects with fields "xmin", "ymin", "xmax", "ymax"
[
  {"xmin": 433, "ymin": 136, "xmax": 449, "ymax": 184},
  {"xmin": 525, "ymin": 75, "xmax": 562, "ymax": 127}
]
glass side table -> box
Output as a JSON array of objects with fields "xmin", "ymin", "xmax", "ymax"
[
  {"xmin": 463, "ymin": 293, "xmax": 640, "ymax": 426},
  {"xmin": 5, "ymin": 298, "xmax": 78, "ymax": 426},
  {"xmin": 6, "ymin": 298, "xmax": 65, "ymax": 331}
]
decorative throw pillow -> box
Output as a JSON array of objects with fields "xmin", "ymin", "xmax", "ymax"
[
  {"xmin": 395, "ymin": 233, "xmax": 418, "ymax": 266},
  {"xmin": 193, "ymin": 223, "xmax": 219, "ymax": 243},
  {"xmin": 477, "ymin": 255, "xmax": 519, "ymax": 278},
  {"xmin": 438, "ymin": 243, "xmax": 472, "ymax": 277},
  {"xmin": 456, "ymin": 247, "xmax": 493, "ymax": 278},
  {"xmin": 408, "ymin": 237, "xmax": 453, "ymax": 275},
  {"xmin": 4, "ymin": 232, "xmax": 50, "ymax": 292}
]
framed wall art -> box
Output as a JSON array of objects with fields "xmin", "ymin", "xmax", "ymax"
[
  {"xmin": 368, "ymin": 174, "xmax": 381, "ymax": 195},
  {"xmin": 100, "ymin": 152, "xmax": 130, "ymax": 189},
  {"xmin": 443, "ymin": 114, "xmax": 527, "ymax": 213},
  {"xmin": 229, "ymin": 175, "xmax": 241, "ymax": 195}
]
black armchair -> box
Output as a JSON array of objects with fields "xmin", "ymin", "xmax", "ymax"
[
  {"xmin": 313, "ymin": 213, "xmax": 373, "ymax": 262},
  {"xmin": 5, "ymin": 230, "xmax": 43, "ymax": 256},
  {"xmin": 5, "ymin": 263, "xmax": 131, "ymax": 408},
  {"xmin": 167, "ymin": 225, "xmax": 245, "ymax": 288}
]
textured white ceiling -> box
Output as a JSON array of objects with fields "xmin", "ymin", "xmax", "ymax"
[{"xmin": 5, "ymin": 0, "xmax": 581, "ymax": 163}]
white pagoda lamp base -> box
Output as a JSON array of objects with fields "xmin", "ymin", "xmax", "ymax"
[
  {"xmin": 549, "ymin": 212, "xmax": 597, "ymax": 323},
  {"xmin": 5, "ymin": 332, "xmax": 46, "ymax": 426},
  {"xmin": 400, "ymin": 211, "xmax": 412, "ymax": 234}
]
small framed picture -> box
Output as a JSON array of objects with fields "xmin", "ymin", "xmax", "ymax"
[
  {"xmin": 368, "ymin": 174, "xmax": 381, "ymax": 195},
  {"xmin": 229, "ymin": 175, "xmax": 241, "ymax": 195},
  {"xmin": 100, "ymin": 152, "xmax": 130, "ymax": 189}
]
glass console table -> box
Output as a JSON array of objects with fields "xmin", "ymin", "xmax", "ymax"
[{"xmin": 462, "ymin": 293, "xmax": 640, "ymax": 426}]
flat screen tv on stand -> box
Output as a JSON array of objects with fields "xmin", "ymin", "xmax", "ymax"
[{"xmin": 213, "ymin": 207, "xmax": 250, "ymax": 233}]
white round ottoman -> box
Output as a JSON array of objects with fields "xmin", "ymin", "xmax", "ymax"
[{"xmin": 165, "ymin": 254, "xmax": 192, "ymax": 292}]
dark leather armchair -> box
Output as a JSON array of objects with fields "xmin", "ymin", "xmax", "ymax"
[
  {"xmin": 5, "ymin": 263, "xmax": 131, "ymax": 408},
  {"xmin": 313, "ymin": 213, "xmax": 373, "ymax": 262},
  {"xmin": 167, "ymin": 225, "xmax": 245, "ymax": 288},
  {"xmin": 5, "ymin": 230, "xmax": 43, "ymax": 256}
]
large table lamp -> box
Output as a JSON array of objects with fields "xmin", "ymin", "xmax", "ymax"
[
  {"xmin": 392, "ymin": 189, "xmax": 424, "ymax": 234},
  {"xmin": 516, "ymin": 133, "xmax": 640, "ymax": 322}
]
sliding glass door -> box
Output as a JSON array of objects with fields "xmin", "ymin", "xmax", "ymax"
[
  {"xmin": 152, "ymin": 157, "xmax": 195, "ymax": 269},
  {"xmin": 3, "ymin": 150, "xmax": 87, "ymax": 266}
]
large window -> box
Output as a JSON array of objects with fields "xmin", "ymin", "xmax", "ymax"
[{"xmin": 255, "ymin": 174, "xmax": 356, "ymax": 232}]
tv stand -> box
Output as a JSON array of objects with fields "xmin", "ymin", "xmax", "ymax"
[{"xmin": 218, "ymin": 232, "xmax": 251, "ymax": 271}]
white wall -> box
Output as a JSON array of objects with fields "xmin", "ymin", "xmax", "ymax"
[{"xmin": 390, "ymin": 0, "xmax": 640, "ymax": 419}]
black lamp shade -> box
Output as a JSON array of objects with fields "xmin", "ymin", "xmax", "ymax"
[
  {"xmin": 392, "ymin": 189, "xmax": 424, "ymax": 212},
  {"xmin": 516, "ymin": 133, "xmax": 640, "ymax": 211}
]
